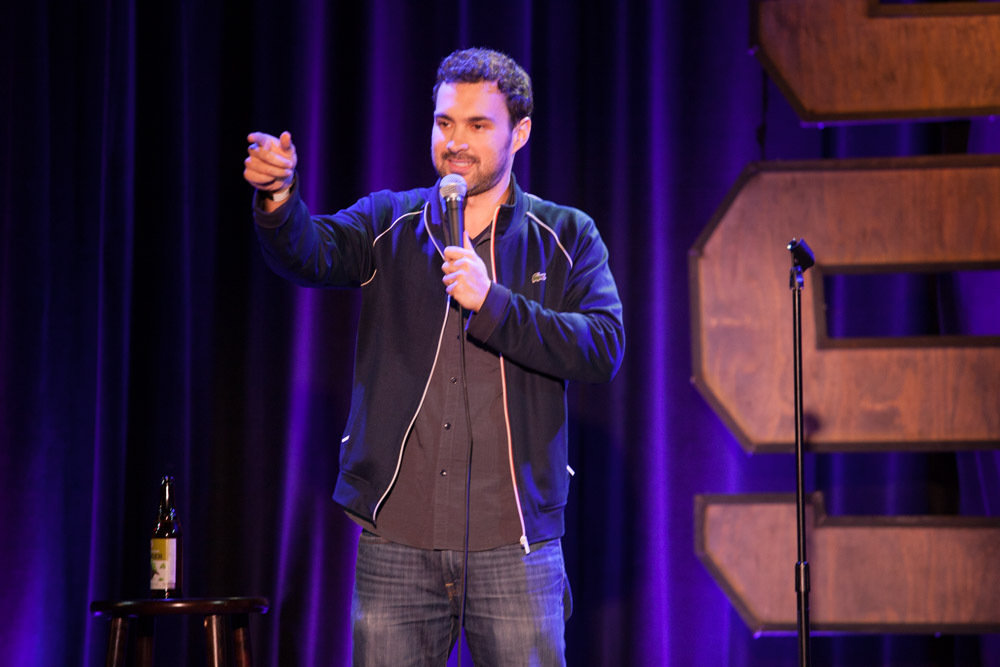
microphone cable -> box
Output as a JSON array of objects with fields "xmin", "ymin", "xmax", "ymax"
[
  {"xmin": 455, "ymin": 217, "xmax": 495, "ymax": 667},
  {"xmin": 441, "ymin": 174, "xmax": 475, "ymax": 666},
  {"xmin": 455, "ymin": 293, "xmax": 474, "ymax": 667}
]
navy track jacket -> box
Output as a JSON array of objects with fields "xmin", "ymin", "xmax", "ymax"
[{"xmin": 254, "ymin": 176, "xmax": 625, "ymax": 550}]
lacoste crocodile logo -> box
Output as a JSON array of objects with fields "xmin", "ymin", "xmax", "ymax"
[{"xmin": 531, "ymin": 272, "xmax": 547, "ymax": 284}]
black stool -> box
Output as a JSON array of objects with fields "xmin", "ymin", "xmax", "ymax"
[{"xmin": 90, "ymin": 597, "xmax": 269, "ymax": 667}]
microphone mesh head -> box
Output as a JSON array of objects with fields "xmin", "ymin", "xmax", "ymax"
[{"xmin": 439, "ymin": 174, "xmax": 467, "ymax": 200}]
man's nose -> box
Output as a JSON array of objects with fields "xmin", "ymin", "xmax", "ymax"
[{"xmin": 447, "ymin": 127, "xmax": 469, "ymax": 151}]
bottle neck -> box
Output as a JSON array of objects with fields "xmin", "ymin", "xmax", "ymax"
[
  {"xmin": 155, "ymin": 477, "xmax": 179, "ymax": 529},
  {"xmin": 159, "ymin": 476, "xmax": 175, "ymax": 511}
]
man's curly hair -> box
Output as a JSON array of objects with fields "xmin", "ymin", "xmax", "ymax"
[{"xmin": 433, "ymin": 48, "xmax": 533, "ymax": 127}]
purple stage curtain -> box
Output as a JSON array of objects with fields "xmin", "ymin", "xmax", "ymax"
[{"xmin": 1, "ymin": 1, "xmax": 998, "ymax": 665}]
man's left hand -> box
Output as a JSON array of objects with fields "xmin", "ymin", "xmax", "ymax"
[{"xmin": 442, "ymin": 233, "xmax": 491, "ymax": 312}]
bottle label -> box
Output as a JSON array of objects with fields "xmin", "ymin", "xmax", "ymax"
[{"xmin": 150, "ymin": 538, "xmax": 177, "ymax": 590}]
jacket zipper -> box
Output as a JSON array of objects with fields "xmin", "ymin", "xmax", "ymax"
[
  {"xmin": 489, "ymin": 210, "xmax": 530, "ymax": 554},
  {"xmin": 371, "ymin": 207, "xmax": 452, "ymax": 522},
  {"xmin": 372, "ymin": 203, "xmax": 531, "ymax": 554}
]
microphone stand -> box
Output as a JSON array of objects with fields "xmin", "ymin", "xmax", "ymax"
[{"xmin": 787, "ymin": 238, "xmax": 814, "ymax": 667}]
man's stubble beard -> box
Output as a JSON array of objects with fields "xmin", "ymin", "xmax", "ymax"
[{"xmin": 434, "ymin": 133, "xmax": 514, "ymax": 197}]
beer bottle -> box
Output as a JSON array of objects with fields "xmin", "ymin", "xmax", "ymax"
[{"xmin": 150, "ymin": 475, "xmax": 183, "ymax": 598}]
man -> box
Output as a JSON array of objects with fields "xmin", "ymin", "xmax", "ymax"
[{"xmin": 244, "ymin": 47, "xmax": 624, "ymax": 666}]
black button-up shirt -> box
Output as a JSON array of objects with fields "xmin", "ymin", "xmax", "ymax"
[{"xmin": 361, "ymin": 211, "xmax": 522, "ymax": 551}]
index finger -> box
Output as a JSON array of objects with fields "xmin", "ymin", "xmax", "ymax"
[
  {"xmin": 442, "ymin": 245, "xmax": 469, "ymax": 259},
  {"xmin": 246, "ymin": 131, "xmax": 276, "ymax": 148}
]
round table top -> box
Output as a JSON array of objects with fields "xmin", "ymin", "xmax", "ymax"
[{"xmin": 90, "ymin": 596, "xmax": 269, "ymax": 617}]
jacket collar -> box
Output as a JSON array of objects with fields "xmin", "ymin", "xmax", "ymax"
[{"xmin": 429, "ymin": 174, "xmax": 529, "ymax": 242}]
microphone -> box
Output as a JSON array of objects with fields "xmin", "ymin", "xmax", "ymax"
[{"xmin": 439, "ymin": 174, "xmax": 467, "ymax": 247}]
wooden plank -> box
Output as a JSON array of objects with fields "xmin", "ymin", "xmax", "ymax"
[
  {"xmin": 689, "ymin": 155, "xmax": 1000, "ymax": 453},
  {"xmin": 752, "ymin": 0, "xmax": 1000, "ymax": 121},
  {"xmin": 695, "ymin": 493, "xmax": 1000, "ymax": 634}
]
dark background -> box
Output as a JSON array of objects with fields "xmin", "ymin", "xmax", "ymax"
[{"xmin": 2, "ymin": 1, "xmax": 999, "ymax": 665}]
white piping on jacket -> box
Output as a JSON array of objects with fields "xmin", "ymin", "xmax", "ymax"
[
  {"xmin": 360, "ymin": 206, "xmax": 427, "ymax": 287},
  {"xmin": 487, "ymin": 206, "xmax": 531, "ymax": 554},
  {"xmin": 372, "ymin": 203, "xmax": 450, "ymax": 521},
  {"xmin": 526, "ymin": 211, "xmax": 574, "ymax": 269},
  {"xmin": 368, "ymin": 199, "xmax": 535, "ymax": 555}
]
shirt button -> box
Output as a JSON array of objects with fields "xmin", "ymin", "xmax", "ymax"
[
  {"xmin": 440, "ymin": 469, "xmax": 448, "ymax": 476},
  {"xmin": 450, "ymin": 376, "xmax": 458, "ymax": 384},
  {"xmin": 443, "ymin": 422, "xmax": 452, "ymax": 430}
]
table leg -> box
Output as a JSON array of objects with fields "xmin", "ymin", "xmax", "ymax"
[
  {"xmin": 105, "ymin": 617, "xmax": 128, "ymax": 667},
  {"xmin": 231, "ymin": 613, "xmax": 253, "ymax": 667},
  {"xmin": 204, "ymin": 614, "xmax": 227, "ymax": 667}
]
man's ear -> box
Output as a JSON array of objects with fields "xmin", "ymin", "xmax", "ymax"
[{"xmin": 512, "ymin": 117, "xmax": 531, "ymax": 153}]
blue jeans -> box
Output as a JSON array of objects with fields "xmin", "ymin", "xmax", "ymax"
[{"xmin": 351, "ymin": 531, "xmax": 571, "ymax": 666}]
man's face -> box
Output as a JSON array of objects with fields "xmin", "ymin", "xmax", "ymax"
[{"xmin": 431, "ymin": 80, "xmax": 529, "ymax": 197}]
